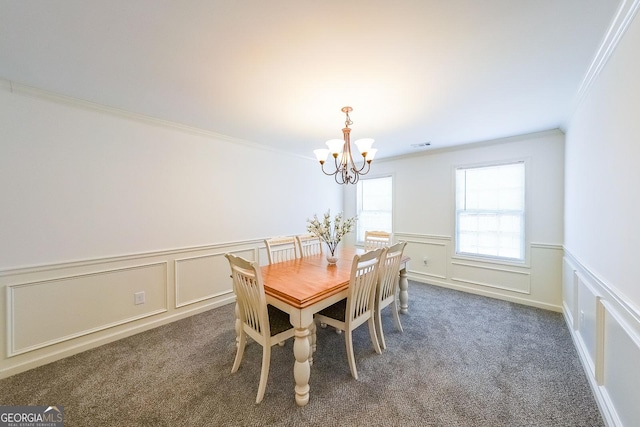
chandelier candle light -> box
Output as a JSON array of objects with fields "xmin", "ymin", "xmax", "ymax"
[
  {"xmin": 314, "ymin": 106, "xmax": 377, "ymax": 185},
  {"xmin": 306, "ymin": 210, "xmax": 357, "ymax": 265}
]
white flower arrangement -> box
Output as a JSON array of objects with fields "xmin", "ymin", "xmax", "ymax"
[{"xmin": 306, "ymin": 210, "xmax": 357, "ymax": 256}]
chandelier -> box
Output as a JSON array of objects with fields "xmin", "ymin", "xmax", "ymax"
[{"xmin": 313, "ymin": 106, "xmax": 377, "ymax": 185}]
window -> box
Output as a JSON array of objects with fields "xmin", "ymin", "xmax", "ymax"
[
  {"xmin": 356, "ymin": 176, "xmax": 392, "ymax": 243},
  {"xmin": 455, "ymin": 162, "xmax": 525, "ymax": 261}
]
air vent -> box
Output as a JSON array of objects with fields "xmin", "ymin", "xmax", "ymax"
[{"xmin": 410, "ymin": 142, "xmax": 431, "ymax": 148}]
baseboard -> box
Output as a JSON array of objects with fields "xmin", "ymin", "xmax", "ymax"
[{"xmin": 408, "ymin": 275, "xmax": 563, "ymax": 312}]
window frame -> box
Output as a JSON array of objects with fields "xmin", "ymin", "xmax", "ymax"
[
  {"xmin": 355, "ymin": 174, "xmax": 394, "ymax": 245},
  {"xmin": 452, "ymin": 159, "xmax": 530, "ymax": 266}
]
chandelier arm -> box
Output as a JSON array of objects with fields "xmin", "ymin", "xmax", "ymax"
[
  {"xmin": 352, "ymin": 155, "xmax": 369, "ymax": 173},
  {"xmin": 319, "ymin": 159, "xmax": 339, "ymax": 177}
]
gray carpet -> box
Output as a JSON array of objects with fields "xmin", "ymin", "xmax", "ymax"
[{"xmin": 0, "ymin": 282, "xmax": 603, "ymax": 426}]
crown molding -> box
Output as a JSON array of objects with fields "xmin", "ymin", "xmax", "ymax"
[
  {"xmin": 565, "ymin": 0, "xmax": 640, "ymax": 127},
  {"xmin": 0, "ymin": 77, "xmax": 311, "ymax": 161}
]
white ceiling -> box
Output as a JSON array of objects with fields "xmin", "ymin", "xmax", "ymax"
[{"xmin": 0, "ymin": 0, "xmax": 620, "ymax": 159}]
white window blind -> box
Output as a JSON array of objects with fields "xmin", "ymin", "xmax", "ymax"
[
  {"xmin": 356, "ymin": 176, "xmax": 392, "ymax": 243},
  {"xmin": 455, "ymin": 162, "xmax": 525, "ymax": 261}
]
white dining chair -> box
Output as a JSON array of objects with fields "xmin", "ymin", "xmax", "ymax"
[
  {"xmin": 225, "ymin": 253, "xmax": 295, "ymax": 404},
  {"xmin": 314, "ymin": 248, "xmax": 386, "ymax": 380},
  {"xmin": 375, "ymin": 241, "xmax": 407, "ymax": 350},
  {"xmin": 295, "ymin": 234, "xmax": 323, "ymax": 257},
  {"xmin": 264, "ymin": 236, "xmax": 298, "ymax": 264},
  {"xmin": 363, "ymin": 230, "xmax": 392, "ymax": 251}
]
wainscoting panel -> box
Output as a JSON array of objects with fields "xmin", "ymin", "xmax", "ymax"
[
  {"xmin": 601, "ymin": 301, "xmax": 640, "ymax": 426},
  {"xmin": 562, "ymin": 257, "xmax": 577, "ymax": 327},
  {"xmin": 563, "ymin": 250, "xmax": 640, "ymax": 427},
  {"xmin": 395, "ymin": 232, "xmax": 561, "ymax": 311},
  {"xmin": 400, "ymin": 237, "xmax": 448, "ymax": 280},
  {"xmin": 7, "ymin": 262, "xmax": 168, "ymax": 356},
  {"xmin": 451, "ymin": 262, "xmax": 530, "ymax": 294},
  {"xmin": 175, "ymin": 248, "xmax": 254, "ymax": 308},
  {"xmin": 0, "ymin": 239, "xmax": 262, "ymax": 379},
  {"xmin": 575, "ymin": 272, "xmax": 600, "ymax": 373}
]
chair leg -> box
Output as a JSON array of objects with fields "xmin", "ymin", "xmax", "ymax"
[
  {"xmin": 368, "ymin": 317, "xmax": 382, "ymax": 354},
  {"xmin": 392, "ymin": 300, "xmax": 404, "ymax": 333},
  {"xmin": 345, "ymin": 330, "xmax": 358, "ymax": 380},
  {"xmin": 256, "ymin": 344, "xmax": 271, "ymax": 404},
  {"xmin": 231, "ymin": 332, "xmax": 246, "ymax": 373},
  {"xmin": 375, "ymin": 305, "xmax": 386, "ymax": 350}
]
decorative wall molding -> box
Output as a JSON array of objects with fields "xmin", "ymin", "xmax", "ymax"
[
  {"xmin": 563, "ymin": 248, "xmax": 640, "ymax": 427},
  {"xmin": 564, "ymin": 249, "xmax": 640, "ymax": 322},
  {"xmin": 174, "ymin": 248, "xmax": 255, "ymax": 308},
  {"xmin": 394, "ymin": 232, "xmax": 451, "ymax": 241},
  {"xmin": 398, "ymin": 232, "xmax": 562, "ymax": 311},
  {"xmin": 451, "ymin": 261, "xmax": 531, "ymax": 294},
  {"xmin": 6, "ymin": 262, "xmax": 168, "ymax": 356},
  {"xmin": 0, "ymin": 78, "xmax": 311, "ymax": 162},
  {"xmin": 530, "ymin": 242, "xmax": 563, "ymax": 250},
  {"xmin": 0, "ymin": 238, "xmax": 265, "ymax": 276},
  {"xmin": 0, "ymin": 240, "xmax": 262, "ymax": 379},
  {"xmin": 569, "ymin": 0, "xmax": 640, "ymax": 125},
  {"xmin": 380, "ymin": 129, "xmax": 564, "ymax": 163}
]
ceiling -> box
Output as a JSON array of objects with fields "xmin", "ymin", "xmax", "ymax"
[{"xmin": 0, "ymin": 0, "xmax": 620, "ymax": 159}]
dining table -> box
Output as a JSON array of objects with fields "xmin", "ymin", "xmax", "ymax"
[{"xmin": 260, "ymin": 246, "xmax": 410, "ymax": 406}]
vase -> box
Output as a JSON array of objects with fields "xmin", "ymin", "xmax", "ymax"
[
  {"xmin": 325, "ymin": 242, "xmax": 339, "ymax": 265},
  {"xmin": 326, "ymin": 254, "xmax": 338, "ymax": 265}
]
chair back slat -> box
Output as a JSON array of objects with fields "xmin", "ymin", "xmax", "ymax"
[
  {"xmin": 265, "ymin": 236, "xmax": 298, "ymax": 264},
  {"xmin": 226, "ymin": 254, "xmax": 269, "ymax": 337},
  {"xmin": 296, "ymin": 234, "xmax": 323, "ymax": 257},
  {"xmin": 347, "ymin": 249, "xmax": 385, "ymax": 323},
  {"xmin": 378, "ymin": 241, "xmax": 407, "ymax": 302},
  {"xmin": 364, "ymin": 231, "xmax": 392, "ymax": 251}
]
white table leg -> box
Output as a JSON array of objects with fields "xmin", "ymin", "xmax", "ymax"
[
  {"xmin": 308, "ymin": 320, "xmax": 316, "ymax": 366},
  {"xmin": 294, "ymin": 327, "xmax": 311, "ymax": 406},
  {"xmin": 399, "ymin": 266, "xmax": 409, "ymax": 314}
]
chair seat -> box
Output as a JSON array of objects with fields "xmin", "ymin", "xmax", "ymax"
[
  {"xmin": 317, "ymin": 299, "xmax": 346, "ymax": 322},
  {"xmin": 267, "ymin": 305, "xmax": 293, "ymax": 336}
]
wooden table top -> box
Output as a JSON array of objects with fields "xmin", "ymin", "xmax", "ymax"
[
  {"xmin": 262, "ymin": 247, "xmax": 410, "ymax": 310},
  {"xmin": 261, "ymin": 247, "xmax": 360, "ymax": 309}
]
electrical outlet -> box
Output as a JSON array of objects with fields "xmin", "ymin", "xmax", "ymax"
[
  {"xmin": 579, "ymin": 310, "xmax": 585, "ymax": 324},
  {"xmin": 134, "ymin": 291, "xmax": 145, "ymax": 305}
]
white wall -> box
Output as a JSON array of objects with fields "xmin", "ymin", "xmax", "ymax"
[
  {"xmin": 345, "ymin": 130, "xmax": 565, "ymax": 311},
  {"xmin": 0, "ymin": 82, "xmax": 341, "ymax": 378},
  {"xmin": 563, "ymin": 6, "xmax": 640, "ymax": 426},
  {"xmin": 0, "ymin": 82, "xmax": 339, "ymax": 268}
]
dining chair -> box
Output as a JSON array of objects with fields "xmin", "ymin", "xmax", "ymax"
[
  {"xmin": 225, "ymin": 253, "xmax": 295, "ymax": 404},
  {"xmin": 295, "ymin": 233, "xmax": 323, "ymax": 257},
  {"xmin": 264, "ymin": 236, "xmax": 298, "ymax": 264},
  {"xmin": 374, "ymin": 241, "xmax": 407, "ymax": 350},
  {"xmin": 314, "ymin": 248, "xmax": 386, "ymax": 380},
  {"xmin": 363, "ymin": 230, "xmax": 392, "ymax": 251}
]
